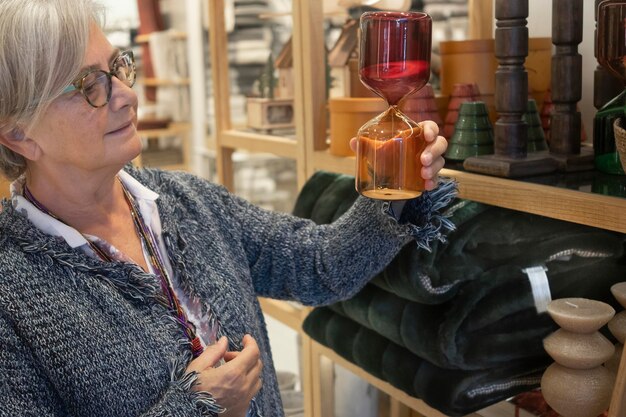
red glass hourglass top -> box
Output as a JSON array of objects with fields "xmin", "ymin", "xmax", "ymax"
[{"xmin": 359, "ymin": 11, "xmax": 432, "ymax": 106}]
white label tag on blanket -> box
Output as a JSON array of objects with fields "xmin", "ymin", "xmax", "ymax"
[{"xmin": 522, "ymin": 265, "xmax": 552, "ymax": 314}]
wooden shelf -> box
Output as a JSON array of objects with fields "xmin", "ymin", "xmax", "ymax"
[
  {"xmin": 221, "ymin": 130, "xmax": 298, "ymax": 159},
  {"xmin": 445, "ymin": 168, "xmax": 626, "ymax": 233},
  {"xmin": 312, "ymin": 149, "xmax": 626, "ymax": 234},
  {"xmin": 137, "ymin": 122, "xmax": 191, "ymax": 137},
  {"xmin": 258, "ymin": 298, "xmax": 309, "ymax": 332},
  {"xmin": 142, "ymin": 78, "xmax": 190, "ymax": 87},
  {"xmin": 136, "ymin": 122, "xmax": 191, "ymax": 171},
  {"xmin": 134, "ymin": 31, "xmax": 187, "ymax": 44},
  {"xmin": 311, "ymin": 149, "xmax": 353, "ymax": 176}
]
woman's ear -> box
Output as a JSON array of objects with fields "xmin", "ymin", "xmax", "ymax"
[{"xmin": 0, "ymin": 127, "xmax": 41, "ymax": 161}]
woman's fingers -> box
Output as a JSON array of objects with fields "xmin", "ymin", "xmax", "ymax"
[
  {"xmin": 185, "ymin": 336, "xmax": 228, "ymax": 374},
  {"xmin": 421, "ymin": 135, "xmax": 447, "ymax": 167},
  {"xmin": 348, "ymin": 120, "xmax": 447, "ymax": 191},
  {"xmin": 185, "ymin": 334, "xmax": 263, "ymax": 417},
  {"xmin": 349, "ymin": 137, "xmax": 357, "ymax": 153},
  {"xmin": 419, "ymin": 120, "xmax": 440, "ymax": 142},
  {"xmin": 421, "ymin": 154, "xmax": 446, "ymax": 190}
]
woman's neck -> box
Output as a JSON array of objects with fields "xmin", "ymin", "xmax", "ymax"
[{"xmin": 24, "ymin": 167, "xmax": 128, "ymax": 234}]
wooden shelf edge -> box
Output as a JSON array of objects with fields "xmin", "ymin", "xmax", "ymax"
[
  {"xmin": 142, "ymin": 78, "xmax": 190, "ymax": 87},
  {"xmin": 138, "ymin": 122, "xmax": 191, "ymax": 137},
  {"xmin": 312, "ymin": 149, "xmax": 354, "ymax": 176},
  {"xmin": 443, "ymin": 168, "xmax": 626, "ymax": 233},
  {"xmin": 311, "ymin": 150, "xmax": 626, "ymax": 233},
  {"xmin": 258, "ymin": 298, "xmax": 309, "ymax": 332},
  {"xmin": 135, "ymin": 31, "xmax": 187, "ymax": 44},
  {"xmin": 220, "ymin": 129, "xmax": 298, "ymax": 159}
]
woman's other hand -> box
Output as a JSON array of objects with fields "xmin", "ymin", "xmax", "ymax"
[
  {"xmin": 349, "ymin": 120, "xmax": 447, "ymax": 191},
  {"xmin": 186, "ymin": 334, "xmax": 263, "ymax": 417}
]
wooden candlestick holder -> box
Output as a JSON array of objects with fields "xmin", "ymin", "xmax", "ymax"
[
  {"xmin": 547, "ymin": 0, "xmax": 594, "ymax": 172},
  {"xmin": 463, "ymin": 0, "xmax": 558, "ymax": 178}
]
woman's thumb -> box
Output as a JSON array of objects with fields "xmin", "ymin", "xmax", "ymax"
[{"xmin": 188, "ymin": 336, "xmax": 228, "ymax": 371}]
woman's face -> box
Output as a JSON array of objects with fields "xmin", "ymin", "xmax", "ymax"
[{"xmin": 25, "ymin": 23, "xmax": 141, "ymax": 178}]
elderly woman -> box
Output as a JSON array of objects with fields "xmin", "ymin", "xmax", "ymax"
[{"xmin": 0, "ymin": 1, "xmax": 451, "ymax": 416}]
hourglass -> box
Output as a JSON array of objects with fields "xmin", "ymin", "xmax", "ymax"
[
  {"xmin": 356, "ymin": 11, "xmax": 432, "ymax": 200},
  {"xmin": 594, "ymin": 0, "xmax": 626, "ymax": 174}
]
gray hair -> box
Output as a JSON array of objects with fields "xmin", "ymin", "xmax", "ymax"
[{"xmin": 0, "ymin": 0, "xmax": 105, "ymax": 180}]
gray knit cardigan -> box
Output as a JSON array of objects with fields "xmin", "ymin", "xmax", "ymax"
[{"xmin": 0, "ymin": 167, "xmax": 455, "ymax": 417}]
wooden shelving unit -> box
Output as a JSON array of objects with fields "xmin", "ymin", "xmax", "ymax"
[
  {"xmin": 134, "ymin": 23, "xmax": 192, "ymax": 172},
  {"xmin": 135, "ymin": 30, "xmax": 187, "ymax": 44},
  {"xmin": 207, "ymin": 1, "xmax": 626, "ymax": 416},
  {"xmin": 135, "ymin": 122, "xmax": 192, "ymax": 171},
  {"xmin": 208, "ymin": 0, "xmax": 308, "ymax": 191},
  {"xmin": 221, "ymin": 130, "xmax": 298, "ymax": 159},
  {"xmin": 258, "ymin": 298, "xmax": 310, "ymax": 332},
  {"xmin": 137, "ymin": 121, "xmax": 191, "ymax": 138},
  {"xmin": 142, "ymin": 78, "xmax": 190, "ymax": 87}
]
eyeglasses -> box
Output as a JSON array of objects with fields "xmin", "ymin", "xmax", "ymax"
[{"xmin": 62, "ymin": 50, "xmax": 136, "ymax": 108}]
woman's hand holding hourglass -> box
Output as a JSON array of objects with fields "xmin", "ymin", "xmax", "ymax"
[{"xmin": 351, "ymin": 120, "xmax": 447, "ymax": 193}]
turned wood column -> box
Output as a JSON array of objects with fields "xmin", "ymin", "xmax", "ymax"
[
  {"xmin": 550, "ymin": 0, "xmax": 583, "ymax": 155},
  {"xmin": 494, "ymin": 0, "xmax": 528, "ymax": 159}
]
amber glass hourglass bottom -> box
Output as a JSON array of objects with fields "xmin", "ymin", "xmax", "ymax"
[{"xmin": 356, "ymin": 107, "xmax": 426, "ymax": 200}]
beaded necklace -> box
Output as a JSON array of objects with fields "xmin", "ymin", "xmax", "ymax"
[{"xmin": 22, "ymin": 179, "xmax": 204, "ymax": 358}]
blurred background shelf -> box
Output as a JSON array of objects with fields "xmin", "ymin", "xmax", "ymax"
[{"xmin": 142, "ymin": 77, "xmax": 190, "ymax": 87}]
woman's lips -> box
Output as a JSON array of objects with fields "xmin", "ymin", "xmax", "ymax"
[{"xmin": 107, "ymin": 121, "xmax": 134, "ymax": 136}]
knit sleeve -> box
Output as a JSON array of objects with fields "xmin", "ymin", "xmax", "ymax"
[
  {"xmin": 221, "ymin": 179, "xmax": 456, "ymax": 306},
  {"xmin": 0, "ymin": 311, "xmax": 65, "ymax": 417}
]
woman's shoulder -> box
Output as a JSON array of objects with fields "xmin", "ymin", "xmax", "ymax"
[
  {"xmin": 0, "ymin": 204, "xmax": 40, "ymax": 277},
  {"xmin": 124, "ymin": 165, "xmax": 228, "ymax": 196},
  {"xmin": 123, "ymin": 166, "xmax": 239, "ymax": 222}
]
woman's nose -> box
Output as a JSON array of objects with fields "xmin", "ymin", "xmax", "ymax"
[{"xmin": 108, "ymin": 76, "xmax": 138, "ymax": 111}]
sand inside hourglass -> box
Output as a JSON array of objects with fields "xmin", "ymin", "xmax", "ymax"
[{"xmin": 357, "ymin": 123, "xmax": 426, "ymax": 200}]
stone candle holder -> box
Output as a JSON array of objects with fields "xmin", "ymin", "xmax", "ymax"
[
  {"xmin": 541, "ymin": 298, "xmax": 616, "ymax": 417},
  {"xmin": 606, "ymin": 282, "xmax": 626, "ymax": 373}
]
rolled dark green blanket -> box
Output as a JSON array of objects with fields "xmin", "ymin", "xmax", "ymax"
[
  {"xmin": 303, "ymin": 307, "xmax": 549, "ymax": 416},
  {"xmin": 330, "ymin": 256, "xmax": 626, "ymax": 370},
  {"xmin": 293, "ymin": 171, "xmax": 625, "ymax": 305}
]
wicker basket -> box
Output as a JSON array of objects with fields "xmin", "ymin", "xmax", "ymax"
[{"xmin": 614, "ymin": 118, "xmax": 626, "ymax": 172}]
